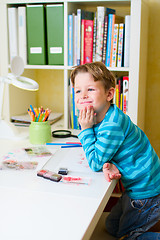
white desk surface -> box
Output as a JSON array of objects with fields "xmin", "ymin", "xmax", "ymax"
[{"xmin": 0, "ymin": 123, "xmax": 116, "ymax": 240}]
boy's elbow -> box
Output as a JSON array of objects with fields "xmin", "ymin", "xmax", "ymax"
[{"xmin": 89, "ymin": 162, "xmax": 102, "ymax": 172}]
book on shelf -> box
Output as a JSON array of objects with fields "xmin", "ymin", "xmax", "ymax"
[
  {"xmin": 46, "ymin": 4, "xmax": 64, "ymax": 65},
  {"xmin": 18, "ymin": 6, "xmax": 27, "ymax": 65},
  {"xmin": 68, "ymin": 14, "xmax": 73, "ymax": 66},
  {"xmin": 114, "ymin": 75, "xmax": 129, "ymax": 114},
  {"xmin": 83, "ymin": 11, "xmax": 94, "ymax": 64},
  {"xmin": 117, "ymin": 23, "xmax": 125, "ymax": 68},
  {"xmin": 8, "ymin": 7, "xmax": 18, "ymax": 64},
  {"xmin": 68, "ymin": 79, "xmax": 80, "ymax": 130},
  {"xmin": 123, "ymin": 76, "xmax": 129, "ymax": 114},
  {"xmin": 118, "ymin": 76, "xmax": 123, "ymax": 110},
  {"xmin": 77, "ymin": 9, "xmax": 82, "ymax": 66},
  {"xmin": 102, "ymin": 8, "xmax": 116, "ymax": 64},
  {"xmin": 72, "ymin": 13, "xmax": 75, "ymax": 66},
  {"xmin": 109, "ymin": 14, "xmax": 116, "ymax": 67},
  {"xmin": 105, "ymin": 14, "xmax": 115, "ymax": 67},
  {"xmin": 95, "ymin": 6, "xmax": 105, "ymax": 62},
  {"xmin": 73, "ymin": 14, "xmax": 78, "ymax": 66},
  {"xmin": 26, "ymin": 5, "xmax": 46, "ymax": 65},
  {"xmin": 80, "ymin": 10, "xmax": 94, "ymax": 65},
  {"xmin": 68, "ymin": 79, "xmax": 74, "ymax": 129},
  {"xmin": 92, "ymin": 12, "xmax": 97, "ymax": 62},
  {"xmin": 111, "ymin": 24, "xmax": 119, "ymax": 67},
  {"xmin": 124, "ymin": 15, "xmax": 131, "ymax": 67}
]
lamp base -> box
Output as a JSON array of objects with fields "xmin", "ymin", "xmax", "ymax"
[{"xmin": 0, "ymin": 120, "xmax": 27, "ymax": 140}]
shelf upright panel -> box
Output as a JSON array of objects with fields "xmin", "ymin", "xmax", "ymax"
[
  {"xmin": 64, "ymin": 1, "xmax": 69, "ymax": 128},
  {"xmin": 0, "ymin": 1, "xmax": 10, "ymax": 122},
  {"xmin": 128, "ymin": 0, "xmax": 148, "ymax": 130}
]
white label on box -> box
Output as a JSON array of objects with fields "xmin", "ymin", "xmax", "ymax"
[
  {"xmin": 30, "ymin": 47, "xmax": 42, "ymax": 54},
  {"xmin": 50, "ymin": 47, "xmax": 62, "ymax": 54}
]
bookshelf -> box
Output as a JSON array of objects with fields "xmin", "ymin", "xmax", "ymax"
[{"xmin": 0, "ymin": 0, "xmax": 148, "ymax": 132}]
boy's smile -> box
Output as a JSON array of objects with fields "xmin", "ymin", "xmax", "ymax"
[{"xmin": 74, "ymin": 72, "xmax": 111, "ymax": 119}]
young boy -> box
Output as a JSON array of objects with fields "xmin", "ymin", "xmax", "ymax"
[{"xmin": 70, "ymin": 62, "xmax": 160, "ymax": 239}]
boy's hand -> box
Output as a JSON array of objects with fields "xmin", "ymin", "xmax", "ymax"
[
  {"xmin": 103, "ymin": 163, "xmax": 121, "ymax": 182},
  {"xmin": 78, "ymin": 106, "xmax": 95, "ymax": 130}
]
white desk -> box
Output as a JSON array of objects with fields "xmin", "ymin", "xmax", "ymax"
[{"xmin": 0, "ymin": 124, "xmax": 116, "ymax": 240}]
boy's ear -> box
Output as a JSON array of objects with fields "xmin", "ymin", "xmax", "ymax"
[{"xmin": 106, "ymin": 87, "xmax": 115, "ymax": 102}]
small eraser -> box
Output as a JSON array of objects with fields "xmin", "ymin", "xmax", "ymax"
[
  {"xmin": 37, "ymin": 169, "xmax": 48, "ymax": 177},
  {"xmin": 58, "ymin": 168, "xmax": 68, "ymax": 175},
  {"xmin": 49, "ymin": 173, "xmax": 62, "ymax": 182}
]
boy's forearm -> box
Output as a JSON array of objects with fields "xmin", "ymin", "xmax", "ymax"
[{"xmin": 78, "ymin": 128, "xmax": 107, "ymax": 171}]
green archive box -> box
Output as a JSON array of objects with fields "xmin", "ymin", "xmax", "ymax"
[
  {"xmin": 26, "ymin": 5, "xmax": 46, "ymax": 65},
  {"xmin": 46, "ymin": 4, "xmax": 64, "ymax": 65}
]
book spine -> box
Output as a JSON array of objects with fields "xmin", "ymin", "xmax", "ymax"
[
  {"xmin": 8, "ymin": 7, "xmax": 18, "ymax": 63},
  {"xmin": 109, "ymin": 14, "xmax": 115, "ymax": 67},
  {"xmin": 105, "ymin": 14, "xmax": 113, "ymax": 67},
  {"xmin": 74, "ymin": 15, "xmax": 78, "ymax": 66},
  {"xmin": 118, "ymin": 77, "xmax": 123, "ymax": 109},
  {"xmin": 117, "ymin": 23, "xmax": 124, "ymax": 67},
  {"xmin": 18, "ymin": 6, "xmax": 27, "ymax": 65},
  {"xmin": 68, "ymin": 14, "xmax": 73, "ymax": 66},
  {"xmin": 111, "ymin": 24, "xmax": 119, "ymax": 67},
  {"xmin": 72, "ymin": 13, "xmax": 75, "ymax": 66},
  {"xmin": 95, "ymin": 6, "xmax": 105, "ymax": 62},
  {"xmin": 69, "ymin": 79, "xmax": 74, "ymax": 129},
  {"xmin": 124, "ymin": 15, "xmax": 131, "ymax": 67},
  {"xmin": 84, "ymin": 19, "xmax": 94, "ymax": 63},
  {"xmin": 92, "ymin": 12, "xmax": 97, "ymax": 62},
  {"xmin": 80, "ymin": 18, "xmax": 85, "ymax": 65},
  {"xmin": 77, "ymin": 9, "xmax": 81, "ymax": 66},
  {"xmin": 102, "ymin": 15, "xmax": 108, "ymax": 64},
  {"xmin": 116, "ymin": 84, "xmax": 119, "ymax": 108},
  {"xmin": 123, "ymin": 76, "xmax": 129, "ymax": 114},
  {"xmin": 72, "ymin": 84, "xmax": 78, "ymax": 129}
]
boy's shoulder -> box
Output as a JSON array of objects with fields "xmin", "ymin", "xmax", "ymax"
[
  {"xmin": 105, "ymin": 104, "xmax": 129, "ymax": 124},
  {"xmin": 98, "ymin": 104, "xmax": 131, "ymax": 133}
]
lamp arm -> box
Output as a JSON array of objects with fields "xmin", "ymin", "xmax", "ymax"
[{"xmin": 0, "ymin": 78, "xmax": 5, "ymax": 121}]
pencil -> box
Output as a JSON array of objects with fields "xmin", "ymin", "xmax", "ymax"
[
  {"xmin": 61, "ymin": 145, "xmax": 82, "ymax": 148},
  {"xmin": 36, "ymin": 113, "xmax": 40, "ymax": 122},
  {"xmin": 30, "ymin": 105, "xmax": 37, "ymax": 117},
  {"xmin": 46, "ymin": 143, "xmax": 81, "ymax": 146}
]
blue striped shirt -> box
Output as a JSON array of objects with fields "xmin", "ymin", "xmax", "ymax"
[{"xmin": 78, "ymin": 104, "xmax": 160, "ymax": 199}]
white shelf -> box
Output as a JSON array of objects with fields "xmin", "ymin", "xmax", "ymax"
[{"xmin": 0, "ymin": 0, "xmax": 149, "ymax": 131}]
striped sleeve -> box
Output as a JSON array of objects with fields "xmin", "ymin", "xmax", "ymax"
[{"xmin": 78, "ymin": 122, "xmax": 125, "ymax": 171}]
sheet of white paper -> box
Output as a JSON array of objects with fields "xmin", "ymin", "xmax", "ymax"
[{"xmin": 43, "ymin": 148, "xmax": 93, "ymax": 174}]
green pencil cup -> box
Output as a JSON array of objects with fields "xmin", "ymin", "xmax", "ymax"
[{"xmin": 29, "ymin": 121, "xmax": 51, "ymax": 144}]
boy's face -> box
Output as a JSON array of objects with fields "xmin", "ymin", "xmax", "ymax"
[{"xmin": 74, "ymin": 72, "xmax": 110, "ymax": 113}]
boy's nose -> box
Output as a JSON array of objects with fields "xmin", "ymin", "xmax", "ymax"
[{"xmin": 81, "ymin": 91, "xmax": 88, "ymax": 99}]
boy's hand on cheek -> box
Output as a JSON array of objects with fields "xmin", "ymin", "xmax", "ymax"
[{"xmin": 79, "ymin": 106, "xmax": 95, "ymax": 130}]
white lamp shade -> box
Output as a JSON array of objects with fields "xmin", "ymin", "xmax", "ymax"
[
  {"xmin": 7, "ymin": 73, "xmax": 39, "ymax": 91},
  {"xmin": 0, "ymin": 56, "xmax": 39, "ymax": 139}
]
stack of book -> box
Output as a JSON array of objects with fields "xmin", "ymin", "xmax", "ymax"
[
  {"xmin": 68, "ymin": 7, "xmax": 130, "ymax": 68},
  {"xmin": 68, "ymin": 79, "xmax": 80, "ymax": 130},
  {"xmin": 113, "ymin": 76, "xmax": 129, "ymax": 114}
]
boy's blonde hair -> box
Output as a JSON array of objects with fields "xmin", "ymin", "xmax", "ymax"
[{"xmin": 70, "ymin": 62, "xmax": 115, "ymax": 91}]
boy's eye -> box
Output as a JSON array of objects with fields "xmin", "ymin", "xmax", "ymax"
[
  {"xmin": 88, "ymin": 88, "xmax": 94, "ymax": 91},
  {"xmin": 75, "ymin": 90, "xmax": 80, "ymax": 94}
]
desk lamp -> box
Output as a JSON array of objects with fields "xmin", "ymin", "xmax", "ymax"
[{"xmin": 0, "ymin": 56, "xmax": 39, "ymax": 139}]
